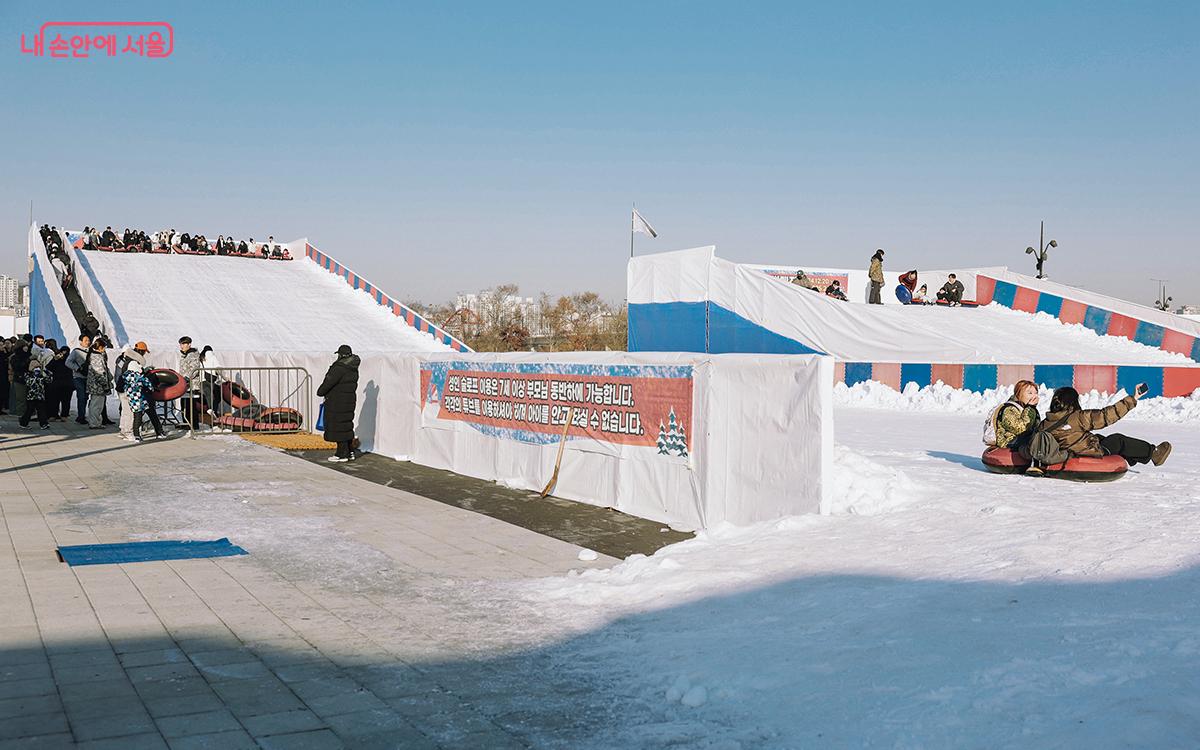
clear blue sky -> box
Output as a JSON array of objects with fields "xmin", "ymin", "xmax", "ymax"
[{"xmin": 2, "ymin": 1, "xmax": 1197, "ymax": 307}]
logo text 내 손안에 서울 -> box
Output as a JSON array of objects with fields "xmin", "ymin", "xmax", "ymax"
[{"xmin": 20, "ymin": 21, "xmax": 174, "ymax": 58}]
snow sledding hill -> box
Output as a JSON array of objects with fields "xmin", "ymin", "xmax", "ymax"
[{"xmin": 72, "ymin": 250, "xmax": 452, "ymax": 354}]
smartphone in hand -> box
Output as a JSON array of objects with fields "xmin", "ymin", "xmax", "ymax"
[{"xmin": 1134, "ymin": 382, "xmax": 1149, "ymax": 398}]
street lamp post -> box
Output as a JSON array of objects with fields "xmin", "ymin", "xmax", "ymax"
[
  {"xmin": 1152, "ymin": 279, "xmax": 1173, "ymax": 312},
  {"xmin": 1024, "ymin": 220, "xmax": 1057, "ymax": 279}
]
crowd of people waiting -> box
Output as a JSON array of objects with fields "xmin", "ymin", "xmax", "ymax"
[
  {"xmin": 2, "ymin": 330, "xmax": 212, "ymax": 442},
  {"xmin": 41, "ymin": 224, "xmax": 292, "ymax": 260},
  {"xmin": 788, "ymin": 248, "xmax": 967, "ymax": 306}
]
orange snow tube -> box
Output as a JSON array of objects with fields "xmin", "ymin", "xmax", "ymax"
[{"xmin": 982, "ymin": 447, "xmax": 1128, "ymax": 482}]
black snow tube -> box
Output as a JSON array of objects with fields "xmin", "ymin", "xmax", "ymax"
[{"xmin": 146, "ymin": 369, "xmax": 187, "ymax": 402}]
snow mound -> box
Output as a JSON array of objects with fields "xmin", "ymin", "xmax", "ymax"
[
  {"xmin": 825, "ymin": 445, "xmax": 921, "ymax": 515},
  {"xmin": 983, "ymin": 304, "xmax": 1194, "ymax": 364},
  {"xmin": 835, "ymin": 380, "xmax": 1200, "ymax": 423}
]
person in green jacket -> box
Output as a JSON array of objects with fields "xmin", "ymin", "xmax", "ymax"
[{"xmin": 993, "ymin": 380, "xmax": 1041, "ymax": 450}]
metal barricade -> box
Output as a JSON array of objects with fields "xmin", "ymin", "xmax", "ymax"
[{"xmin": 184, "ymin": 365, "xmax": 313, "ymax": 436}]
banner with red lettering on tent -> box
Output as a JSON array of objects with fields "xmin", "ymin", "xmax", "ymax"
[
  {"xmin": 419, "ymin": 360, "xmax": 695, "ymax": 465},
  {"xmin": 761, "ymin": 268, "xmax": 849, "ymax": 292}
]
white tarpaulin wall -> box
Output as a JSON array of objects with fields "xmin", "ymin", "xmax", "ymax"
[
  {"xmin": 206, "ymin": 349, "xmax": 834, "ymax": 530},
  {"xmin": 629, "ymin": 247, "xmax": 1186, "ymax": 365}
]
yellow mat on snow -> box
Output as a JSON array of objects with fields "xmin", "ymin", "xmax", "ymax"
[{"xmin": 238, "ymin": 432, "xmax": 334, "ymax": 451}]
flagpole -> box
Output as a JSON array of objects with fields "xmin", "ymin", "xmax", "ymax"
[{"xmin": 630, "ymin": 203, "xmax": 635, "ymax": 258}]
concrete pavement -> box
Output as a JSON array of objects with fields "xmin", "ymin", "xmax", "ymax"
[{"xmin": 1, "ymin": 418, "xmax": 622, "ymax": 749}]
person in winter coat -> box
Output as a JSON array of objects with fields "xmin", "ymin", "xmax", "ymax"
[
  {"xmin": 9, "ymin": 344, "xmax": 31, "ymax": 420},
  {"xmin": 1044, "ymin": 386, "xmax": 1171, "ymax": 468},
  {"xmin": 178, "ymin": 336, "xmax": 206, "ymax": 428},
  {"xmin": 85, "ymin": 340, "xmax": 114, "ymax": 428},
  {"xmin": 66, "ymin": 334, "xmax": 91, "ymax": 423},
  {"xmin": 990, "ymin": 380, "xmax": 1041, "ymax": 451},
  {"xmin": 912, "ymin": 284, "xmax": 930, "ymax": 304},
  {"xmin": 81, "ymin": 312, "xmax": 101, "ymax": 340},
  {"xmin": 317, "ymin": 344, "xmax": 360, "ymax": 462},
  {"xmin": 790, "ymin": 270, "xmax": 819, "ymax": 291},
  {"xmin": 118, "ymin": 358, "xmax": 154, "ymax": 442},
  {"xmin": 868, "ymin": 249, "xmax": 885, "ymax": 304},
  {"xmin": 824, "ymin": 280, "xmax": 848, "ymax": 301},
  {"xmin": 937, "ymin": 274, "xmax": 965, "ymax": 305},
  {"xmin": 19, "ymin": 353, "xmax": 52, "ymax": 430},
  {"xmin": 47, "ymin": 344, "xmax": 74, "ymax": 420},
  {"xmin": 0, "ymin": 341, "xmax": 9, "ymax": 415},
  {"xmin": 895, "ymin": 271, "xmax": 919, "ymax": 304}
]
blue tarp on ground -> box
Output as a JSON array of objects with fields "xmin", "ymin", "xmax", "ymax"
[{"xmin": 57, "ymin": 538, "xmax": 248, "ymax": 566}]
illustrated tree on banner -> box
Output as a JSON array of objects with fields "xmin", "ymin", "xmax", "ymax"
[{"xmin": 656, "ymin": 408, "xmax": 689, "ymax": 458}]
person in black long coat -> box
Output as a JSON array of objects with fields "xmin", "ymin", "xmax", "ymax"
[{"xmin": 317, "ymin": 344, "xmax": 360, "ymax": 462}]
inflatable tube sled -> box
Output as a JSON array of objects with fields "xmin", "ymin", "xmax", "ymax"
[
  {"xmin": 255, "ymin": 407, "xmax": 303, "ymax": 430},
  {"xmin": 982, "ymin": 447, "xmax": 1128, "ymax": 482},
  {"xmin": 220, "ymin": 381, "xmax": 256, "ymax": 410},
  {"xmin": 215, "ymin": 405, "xmax": 302, "ymax": 432},
  {"xmin": 145, "ymin": 369, "xmax": 187, "ymax": 402}
]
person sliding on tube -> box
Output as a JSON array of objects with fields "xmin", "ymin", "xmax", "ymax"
[
  {"xmin": 937, "ymin": 274, "xmax": 965, "ymax": 305},
  {"xmin": 1042, "ymin": 385, "xmax": 1171, "ymax": 471},
  {"xmin": 317, "ymin": 344, "xmax": 360, "ymax": 463},
  {"xmin": 986, "ymin": 379, "xmax": 1041, "ymax": 452},
  {"xmin": 825, "ymin": 280, "xmax": 848, "ymax": 301}
]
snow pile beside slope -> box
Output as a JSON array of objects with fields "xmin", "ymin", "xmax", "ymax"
[
  {"xmin": 984, "ymin": 304, "xmax": 1193, "ymax": 364},
  {"xmin": 825, "ymin": 445, "xmax": 921, "ymax": 515},
  {"xmin": 835, "ymin": 380, "xmax": 1200, "ymax": 423}
]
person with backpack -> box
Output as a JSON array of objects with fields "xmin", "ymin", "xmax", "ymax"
[
  {"xmin": 1040, "ymin": 385, "xmax": 1171, "ymax": 473},
  {"xmin": 117, "ymin": 357, "xmax": 155, "ymax": 442},
  {"xmin": 983, "ymin": 380, "xmax": 1041, "ymax": 455},
  {"xmin": 115, "ymin": 342, "xmax": 163, "ymax": 440}
]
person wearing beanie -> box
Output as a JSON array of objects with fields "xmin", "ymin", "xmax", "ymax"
[
  {"xmin": 868, "ymin": 249, "xmax": 886, "ymax": 304},
  {"xmin": 317, "ymin": 344, "xmax": 360, "ymax": 462}
]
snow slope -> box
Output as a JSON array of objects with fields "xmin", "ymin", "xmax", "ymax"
[
  {"xmin": 631, "ymin": 248, "xmax": 1188, "ymax": 365},
  {"xmin": 71, "ymin": 250, "xmax": 451, "ymax": 354},
  {"xmin": 519, "ymin": 409, "xmax": 1200, "ymax": 747}
]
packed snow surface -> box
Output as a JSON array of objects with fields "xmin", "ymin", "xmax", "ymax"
[
  {"xmin": 519, "ymin": 409, "xmax": 1200, "ymax": 747},
  {"xmin": 73, "ymin": 250, "xmax": 451, "ymax": 354}
]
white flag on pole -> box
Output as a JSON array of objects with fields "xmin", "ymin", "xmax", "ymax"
[{"xmin": 632, "ymin": 208, "xmax": 658, "ymax": 238}]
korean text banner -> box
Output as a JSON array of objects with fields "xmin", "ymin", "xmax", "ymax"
[{"xmin": 420, "ymin": 361, "xmax": 695, "ymax": 463}]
